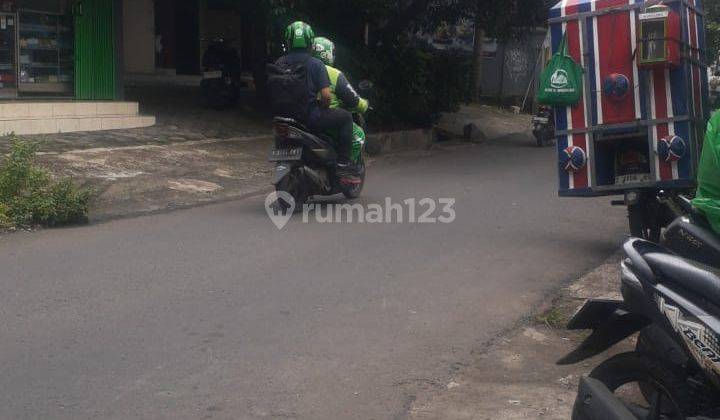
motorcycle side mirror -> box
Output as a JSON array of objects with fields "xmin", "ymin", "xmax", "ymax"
[{"xmin": 358, "ymin": 80, "xmax": 373, "ymax": 91}]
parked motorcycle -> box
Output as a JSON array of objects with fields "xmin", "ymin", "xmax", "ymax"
[
  {"xmin": 201, "ymin": 37, "xmax": 241, "ymax": 110},
  {"xmin": 661, "ymin": 194, "xmax": 720, "ymax": 269},
  {"xmin": 558, "ymin": 237, "xmax": 720, "ymax": 419},
  {"xmin": 532, "ymin": 105, "xmax": 555, "ymax": 147},
  {"xmin": 268, "ymin": 82, "xmax": 373, "ymax": 209},
  {"xmin": 573, "ymin": 376, "xmax": 720, "ymax": 420}
]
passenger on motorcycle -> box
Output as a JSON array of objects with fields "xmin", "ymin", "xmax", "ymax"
[
  {"xmin": 273, "ymin": 22, "xmax": 358, "ymax": 181},
  {"xmin": 310, "ymin": 37, "xmax": 369, "ymax": 115}
]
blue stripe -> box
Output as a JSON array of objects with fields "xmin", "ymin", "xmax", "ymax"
[
  {"xmin": 549, "ymin": 3, "xmax": 562, "ymax": 19},
  {"xmin": 557, "ymin": 136, "xmax": 570, "ymax": 192},
  {"xmin": 638, "ymin": 70, "xmax": 649, "ymax": 120},
  {"xmin": 670, "ymin": 66, "xmax": 688, "ymax": 118},
  {"xmin": 674, "ymin": 121, "xmax": 692, "ymax": 179},
  {"xmin": 551, "ymin": 17, "xmax": 570, "ymax": 193},
  {"xmin": 696, "ymin": 8, "xmax": 710, "ymax": 120},
  {"xmin": 586, "ymin": 12, "xmax": 598, "ymax": 126},
  {"xmin": 550, "ymin": 21, "xmax": 563, "ymax": 54}
]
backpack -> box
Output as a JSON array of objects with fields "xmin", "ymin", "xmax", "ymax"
[{"xmin": 267, "ymin": 57, "xmax": 311, "ymax": 121}]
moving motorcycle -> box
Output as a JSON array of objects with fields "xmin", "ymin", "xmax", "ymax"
[
  {"xmin": 268, "ymin": 81, "xmax": 373, "ymax": 209},
  {"xmin": 559, "ymin": 236, "xmax": 720, "ymax": 419},
  {"xmin": 201, "ymin": 37, "xmax": 241, "ymax": 110},
  {"xmin": 532, "ymin": 105, "xmax": 555, "ymax": 147}
]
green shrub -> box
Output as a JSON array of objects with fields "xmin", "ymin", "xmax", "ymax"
[
  {"xmin": 0, "ymin": 203, "xmax": 11, "ymax": 229},
  {"xmin": 0, "ymin": 137, "xmax": 91, "ymax": 229},
  {"xmin": 340, "ymin": 40, "xmax": 471, "ymax": 128}
]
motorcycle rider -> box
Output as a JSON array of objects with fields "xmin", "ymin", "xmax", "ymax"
[
  {"xmin": 311, "ymin": 37, "xmax": 369, "ymax": 115},
  {"xmin": 274, "ymin": 22, "xmax": 358, "ymax": 180}
]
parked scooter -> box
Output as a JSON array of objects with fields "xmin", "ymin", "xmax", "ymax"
[
  {"xmin": 532, "ymin": 105, "xmax": 555, "ymax": 147},
  {"xmin": 661, "ymin": 193, "xmax": 720, "ymax": 268},
  {"xmin": 559, "ymin": 237, "xmax": 720, "ymax": 419},
  {"xmin": 573, "ymin": 376, "xmax": 720, "ymax": 420},
  {"xmin": 268, "ymin": 81, "xmax": 373, "ymax": 209},
  {"xmin": 201, "ymin": 37, "xmax": 241, "ymax": 110}
]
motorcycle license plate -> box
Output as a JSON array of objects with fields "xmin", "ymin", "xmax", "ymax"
[
  {"xmin": 203, "ymin": 71, "xmax": 222, "ymax": 79},
  {"xmin": 615, "ymin": 173, "xmax": 652, "ymax": 186},
  {"xmin": 532, "ymin": 117, "xmax": 549, "ymax": 124},
  {"xmin": 269, "ymin": 147, "xmax": 303, "ymax": 162}
]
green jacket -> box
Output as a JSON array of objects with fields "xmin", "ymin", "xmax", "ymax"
[
  {"xmin": 694, "ymin": 111, "xmax": 720, "ymax": 233},
  {"xmin": 323, "ymin": 65, "xmax": 369, "ymax": 114}
]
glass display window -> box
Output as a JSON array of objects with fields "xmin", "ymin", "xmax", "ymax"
[{"xmin": 17, "ymin": 0, "xmax": 72, "ymax": 95}]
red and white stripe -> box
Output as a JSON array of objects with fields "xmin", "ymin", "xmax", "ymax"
[
  {"xmin": 650, "ymin": 67, "xmax": 676, "ymax": 181},
  {"xmin": 563, "ymin": 0, "xmax": 592, "ymax": 189}
]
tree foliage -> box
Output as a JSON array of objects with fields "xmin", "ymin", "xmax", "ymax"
[
  {"xmin": 246, "ymin": 0, "xmax": 547, "ymax": 124},
  {"xmin": 707, "ymin": 0, "xmax": 720, "ymax": 65}
]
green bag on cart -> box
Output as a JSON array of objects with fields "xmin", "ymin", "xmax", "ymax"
[
  {"xmin": 538, "ymin": 34, "xmax": 584, "ymax": 106},
  {"xmin": 693, "ymin": 111, "xmax": 720, "ymax": 234}
]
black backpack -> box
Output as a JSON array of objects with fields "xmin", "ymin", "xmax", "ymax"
[{"xmin": 267, "ymin": 57, "xmax": 311, "ymax": 122}]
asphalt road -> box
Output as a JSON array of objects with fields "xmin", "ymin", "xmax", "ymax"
[{"xmin": 0, "ymin": 136, "xmax": 627, "ymax": 420}]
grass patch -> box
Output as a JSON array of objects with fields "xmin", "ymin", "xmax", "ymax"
[
  {"xmin": 0, "ymin": 136, "xmax": 91, "ymax": 230},
  {"xmin": 536, "ymin": 306, "xmax": 567, "ymax": 329}
]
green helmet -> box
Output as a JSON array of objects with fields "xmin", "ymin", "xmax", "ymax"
[
  {"xmin": 284, "ymin": 21, "xmax": 315, "ymax": 50},
  {"xmin": 312, "ymin": 37, "xmax": 335, "ymax": 66}
]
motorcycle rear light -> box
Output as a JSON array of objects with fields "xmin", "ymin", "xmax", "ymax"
[{"xmin": 274, "ymin": 124, "xmax": 290, "ymax": 137}]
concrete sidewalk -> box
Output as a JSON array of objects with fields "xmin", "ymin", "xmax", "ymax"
[
  {"xmin": 35, "ymin": 135, "xmax": 275, "ymax": 221},
  {"xmin": 406, "ymin": 256, "xmax": 633, "ymax": 420}
]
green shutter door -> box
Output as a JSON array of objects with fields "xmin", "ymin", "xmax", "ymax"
[{"xmin": 74, "ymin": 0, "xmax": 116, "ymax": 100}]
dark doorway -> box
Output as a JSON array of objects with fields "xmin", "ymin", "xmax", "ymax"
[
  {"xmin": 154, "ymin": 0, "xmax": 175, "ymax": 69},
  {"xmin": 174, "ymin": 0, "xmax": 200, "ymax": 75}
]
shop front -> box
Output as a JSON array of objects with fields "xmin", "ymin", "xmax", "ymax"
[
  {"xmin": 0, "ymin": 0, "xmax": 156, "ymax": 136},
  {"xmin": 0, "ymin": 0, "xmax": 119, "ymax": 100}
]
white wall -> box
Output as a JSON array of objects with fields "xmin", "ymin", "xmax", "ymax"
[{"xmin": 123, "ymin": 0, "xmax": 155, "ymax": 74}]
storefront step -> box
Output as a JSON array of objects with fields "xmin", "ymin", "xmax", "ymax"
[
  {"xmin": 0, "ymin": 115, "xmax": 156, "ymax": 136},
  {"xmin": 0, "ymin": 102, "xmax": 141, "ymax": 119}
]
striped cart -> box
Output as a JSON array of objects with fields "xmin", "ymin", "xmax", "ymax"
[{"xmin": 548, "ymin": 0, "xmax": 709, "ymax": 240}]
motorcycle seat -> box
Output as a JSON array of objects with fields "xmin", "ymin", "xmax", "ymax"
[
  {"xmin": 273, "ymin": 116, "xmax": 337, "ymax": 162},
  {"xmin": 273, "ymin": 116, "xmax": 308, "ymax": 131},
  {"xmin": 273, "ymin": 116, "xmax": 335, "ymax": 150},
  {"xmin": 644, "ymin": 252, "xmax": 720, "ymax": 306}
]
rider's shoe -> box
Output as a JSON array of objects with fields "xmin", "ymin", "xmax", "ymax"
[{"xmin": 336, "ymin": 161, "xmax": 361, "ymax": 185}]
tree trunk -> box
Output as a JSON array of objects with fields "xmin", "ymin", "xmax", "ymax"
[{"xmin": 470, "ymin": 20, "xmax": 485, "ymax": 103}]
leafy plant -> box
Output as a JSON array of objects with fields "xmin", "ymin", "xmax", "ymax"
[
  {"xmin": 341, "ymin": 40, "xmax": 471, "ymax": 128},
  {"xmin": 708, "ymin": 1, "xmax": 720, "ymax": 65},
  {"xmin": 0, "ymin": 137, "xmax": 91, "ymax": 229}
]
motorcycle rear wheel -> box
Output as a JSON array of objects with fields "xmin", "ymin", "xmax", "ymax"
[
  {"xmin": 275, "ymin": 169, "xmax": 308, "ymax": 213},
  {"xmin": 586, "ymin": 352, "xmax": 703, "ymax": 419},
  {"xmin": 341, "ymin": 156, "xmax": 366, "ymax": 200}
]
